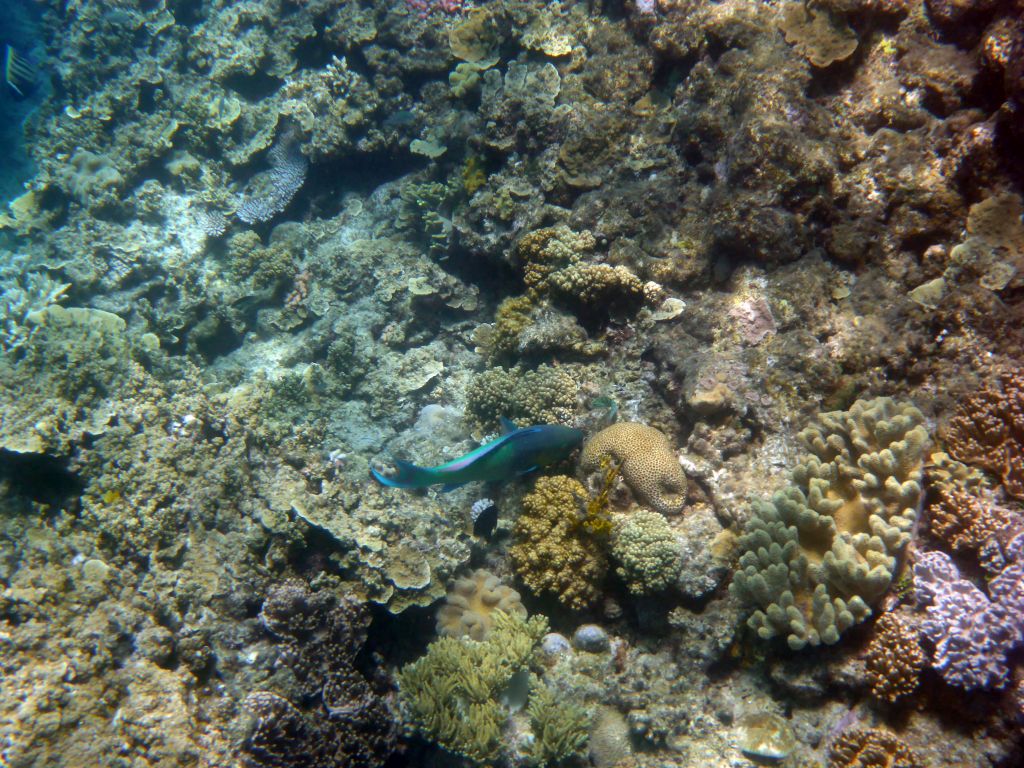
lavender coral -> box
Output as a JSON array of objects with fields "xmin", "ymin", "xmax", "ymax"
[{"xmin": 914, "ymin": 535, "xmax": 1024, "ymax": 690}]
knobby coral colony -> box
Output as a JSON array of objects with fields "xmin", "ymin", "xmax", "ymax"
[{"xmin": 2, "ymin": 0, "xmax": 1024, "ymax": 767}]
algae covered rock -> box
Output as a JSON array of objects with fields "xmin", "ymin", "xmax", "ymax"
[{"xmin": 731, "ymin": 397, "xmax": 928, "ymax": 649}]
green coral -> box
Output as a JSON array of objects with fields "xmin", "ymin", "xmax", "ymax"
[
  {"xmin": 397, "ymin": 611, "xmax": 552, "ymax": 765},
  {"xmin": 611, "ymin": 510, "xmax": 681, "ymax": 594},
  {"xmin": 525, "ymin": 682, "xmax": 589, "ymax": 767},
  {"xmin": 466, "ymin": 364, "xmax": 578, "ymax": 431},
  {"xmin": 398, "ymin": 181, "xmax": 455, "ymax": 258},
  {"xmin": 730, "ymin": 397, "xmax": 928, "ymax": 650}
]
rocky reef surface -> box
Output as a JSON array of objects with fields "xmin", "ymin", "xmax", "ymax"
[{"xmin": 1, "ymin": 0, "xmax": 1023, "ymax": 766}]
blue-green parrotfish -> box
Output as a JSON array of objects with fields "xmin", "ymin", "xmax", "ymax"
[{"xmin": 371, "ymin": 418, "xmax": 584, "ymax": 491}]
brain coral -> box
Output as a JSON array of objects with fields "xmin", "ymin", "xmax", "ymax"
[
  {"xmin": 944, "ymin": 369, "xmax": 1024, "ymax": 500},
  {"xmin": 581, "ymin": 423, "xmax": 687, "ymax": 515},
  {"xmin": 864, "ymin": 612, "xmax": 926, "ymax": 704},
  {"xmin": 510, "ymin": 475, "xmax": 608, "ymax": 610},
  {"xmin": 731, "ymin": 398, "xmax": 928, "ymax": 649},
  {"xmin": 436, "ymin": 569, "xmax": 527, "ymax": 641},
  {"xmin": 611, "ymin": 510, "xmax": 681, "ymax": 594}
]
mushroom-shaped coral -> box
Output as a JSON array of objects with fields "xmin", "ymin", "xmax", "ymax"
[
  {"xmin": 511, "ymin": 475, "xmax": 608, "ymax": 610},
  {"xmin": 944, "ymin": 369, "xmax": 1024, "ymax": 500},
  {"xmin": 611, "ymin": 510, "xmax": 681, "ymax": 594},
  {"xmin": 731, "ymin": 398, "xmax": 929, "ymax": 649},
  {"xmin": 580, "ymin": 423, "xmax": 687, "ymax": 516},
  {"xmin": 864, "ymin": 612, "xmax": 926, "ymax": 704},
  {"xmin": 828, "ymin": 727, "xmax": 923, "ymax": 768},
  {"xmin": 436, "ymin": 569, "xmax": 527, "ymax": 641}
]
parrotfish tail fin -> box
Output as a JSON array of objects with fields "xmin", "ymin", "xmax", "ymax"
[
  {"xmin": 371, "ymin": 459, "xmax": 435, "ymax": 489},
  {"xmin": 500, "ymin": 416, "xmax": 518, "ymax": 434}
]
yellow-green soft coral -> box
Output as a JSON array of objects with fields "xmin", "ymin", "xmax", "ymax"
[
  {"xmin": 511, "ymin": 476, "xmax": 608, "ymax": 610},
  {"xmin": 611, "ymin": 510, "xmax": 681, "ymax": 594},
  {"xmin": 730, "ymin": 397, "xmax": 928, "ymax": 649},
  {"xmin": 398, "ymin": 612, "xmax": 586, "ymax": 766}
]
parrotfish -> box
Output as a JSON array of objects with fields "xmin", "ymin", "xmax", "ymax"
[{"xmin": 371, "ymin": 418, "xmax": 584, "ymax": 491}]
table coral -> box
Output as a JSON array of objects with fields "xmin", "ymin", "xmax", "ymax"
[
  {"xmin": 581, "ymin": 423, "xmax": 688, "ymax": 516},
  {"xmin": 864, "ymin": 612, "xmax": 927, "ymax": 703},
  {"xmin": 731, "ymin": 398, "xmax": 928, "ymax": 649},
  {"xmin": 944, "ymin": 369, "xmax": 1024, "ymax": 499},
  {"xmin": 828, "ymin": 727, "xmax": 924, "ymax": 768},
  {"xmin": 511, "ymin": 475, "xmax": 609, "ymax": 610},
  {"xmin": 436, "ymin": 569, "xmax": 528, "ymax": 641},
  {"xmin": 611, "ymin": 510, "xmax": 682, "ymax": 594}
]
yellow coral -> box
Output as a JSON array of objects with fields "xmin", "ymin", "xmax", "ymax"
[
  {"xmin": 436, "ymin": 569, "xmax": 527, "ymax": 641},
  {"xmin": 828, "ymin": 727, "xmax": 923, "ymax": 768},
  {"xmin": 580, "ymin": 423, "xmax": 687, "ymax": 516},
  {"xmin": 511, "ymin": 475, "xmax": 608, "ymax": 610}
]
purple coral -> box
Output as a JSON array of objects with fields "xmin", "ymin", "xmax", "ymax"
[
  {"xmin": 405, "ymin": 0, "xmax": 467, "ymax": 18},
  {"xmin": 914, "ymin": 537, "xmax": 1024, "ymax": 690}
]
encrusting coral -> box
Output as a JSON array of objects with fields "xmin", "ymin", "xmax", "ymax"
[
  {"xmin": 863, "ymin": 612, "xmax": 927, "ymax": 704},
  {"xmin": 944, "ymin": 369, "xmax": 1024, "ymax": 500},
  {"xmin": 731, "ymin": 398, "xmax": 928, "ymax": 649},
  {"xmin": 828, "ymin": 727, "xmax": 924, "ymax": 768},
  {"xmin": 398, "ymin": 611, "xmax": 587, "ymax": 767},
  {"xmin": 611, "ymin": 510, "xmax": 682, "ymax": 595},
  {"xmin": 436, "ymin": 569, "xmax": 528, "ymax": 641},
  {"xmin": 511, "ymin": 475, "xmax": 609, "ymax": 610},
  {"xmin": 580, "ymin": 423, "xmax": 688, "ymax": 516}
]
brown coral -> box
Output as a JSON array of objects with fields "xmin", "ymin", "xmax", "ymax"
[
  {"xmin": 779, "ymin": 2, "xmax": 859, "ymax": 68},
  {"xmin": 510, "ymin": 475, "xmax": 608, "ymax": 610},
  {"xmin": 829, "ymin": 727, "xmax": 923, "ymax": 768},
  {"xmin": 926, "ymin": 452, "xmax": 1013, "ymax": 555},
  {"xmin": 580, "ymin": 423, "xmax": 687, "ymax": 515},
  {"xmin": 864, "ymin": 613, "xmax": 927, "ymax": 704},
  {"xmin": 436, "ymin": 569, "xmax": 527, "ymax": 641},
  {"xmin": 944, "ymin": 370, "xmax": 1024, "ymax": 499}
]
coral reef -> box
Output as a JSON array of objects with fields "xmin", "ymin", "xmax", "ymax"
[
  {"xmin": 731, "ymin": 398, "xmax": 929, "ymax": 649},
  {"xmin": 864, "ymin": 612, "xmax": 927, "ymax": 704},
  {"xmin": 610, "ymin": 510, "xmax": 682, "ymax": 595},
  {"xmin": 466, "ymin": 364, "xmax": 579, "ymax": 431},
  {"xmin": 436, "ymin": 569, "xmax": 527, "ymax": 641},
  {"xmin": 828, "ymin": 727, "xmax": 924, "ymax": 768},
  {"xmin": 511, "ymin": 475, "xmax": 609, "ymax": 610},
  {"xmin": 944, "ymin": 369, "xmax": 1024, "ymax": 500},
  {"xmin": 580, "ymin": 423, "xmax": 688, "ymax": 516},
  {"xmin": 914, "ymin": 539, "xmax": 1024, "ymax": 690}
]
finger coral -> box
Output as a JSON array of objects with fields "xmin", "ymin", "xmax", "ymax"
[
  {"xmin": 511, "ymin": 475, "xmax": 608, "ymax": 610},
  {"xmin": 944, "ymin": 369, "xmax": 1024, "ymax": 500},
  {"xmin": 731, "ymin": 398, "xmax": 929, "ymax": 649},
  {"xmin": 580, "ymin": 423, "xmax": 688, "ymax": 516},
  {"xmin": 864, "ymin": 612, "xmax": 926, "ymax": 704},
  {"xmin": 436, "ymin": 569, "xmax": 528, "ymax": 641},
  {"xmin": 828, "ymin": 727, "xmax": 923, "ymax": 768}
]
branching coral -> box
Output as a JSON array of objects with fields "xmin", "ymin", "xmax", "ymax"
[
  {"xmin": 466, "ymin": 364, "xmax": 578, "ymax": 431},
  {"xmin": 511, "ymin": 475, "xmax": 608, "ymax": 610},
  {"xmin": 436, "ymin": 569, "xmax": 527, "ymax": 641},
  {"xmin": 397, "ymin": 611, "xmax": 552, "ymax": 765},
  {"xmin": 611, "ymin": 510, "xmax": 681, "ymax": 594},
  {"xmin": 828, "ymin": 727, "xmax": 923, "ymax": 768},
  {"xmin": 580, "ymin": 423, "xmax": 688, "ymax": 516},
  {"xmin": 864, "ymin": 612, "xmax": 926, "ymax": 703},
  {"xmin": 944, "ymin": 370, "xmax": 1024, "ymax": 499},
  {"xmin": 731, "ymin": 398, "xmax": 928, "ymax": 649}
]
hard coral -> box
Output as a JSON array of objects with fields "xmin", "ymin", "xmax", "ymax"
[
  {"xmin": 511, "ymin": 475, "xmax": 609, "ymax": 610},
  {"xmin": 436, "ymin": 569, "xmax": 528, "ymax": 641},
  {"xmin": 611, "ymin": 510, "xmax": 682, "ymax": 594},
  {"xmin": 731, "ymin": 398, "xmax": 928, "ymax": 649},
  {"xmin": 828, "ymin": 727, "xmax": 924, "ymax": 768},
  {"xmin": 944, "ymin": 369, "xmax": 1024, "ymax": 499},
  {"xmin": 778, "ymin": 2, "xmax": 859, "ymax": 68},
  {"xmin": 465, "ymin": 364, "xmax": 578, "ymax": 431},
  {"xmin": 864, "ymin": 612, "xmax": 926, "ymax": 703},
  {"xmin": 581, "ymin": 423, "xmax": 688, "ymax": 516}
]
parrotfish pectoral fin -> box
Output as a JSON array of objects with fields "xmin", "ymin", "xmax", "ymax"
[
  {"xmin": 516, "ymin": 465, "xmax": 538, "ymax": 476},
  {"xmin": 440, "ymin": 482, "xmax": 467, "ymax": 492},
  {"xmin": 500, "ymin": 416, "xmax": 518, "ymax": 434},
  {"xmin": 371, "ymin": 459, "xmax": 435, "ymax": 489}
]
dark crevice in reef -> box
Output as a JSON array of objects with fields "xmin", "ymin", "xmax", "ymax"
[{"xmin": 0, "ymin": 449, "xmax": 84, "ymax": 508}]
